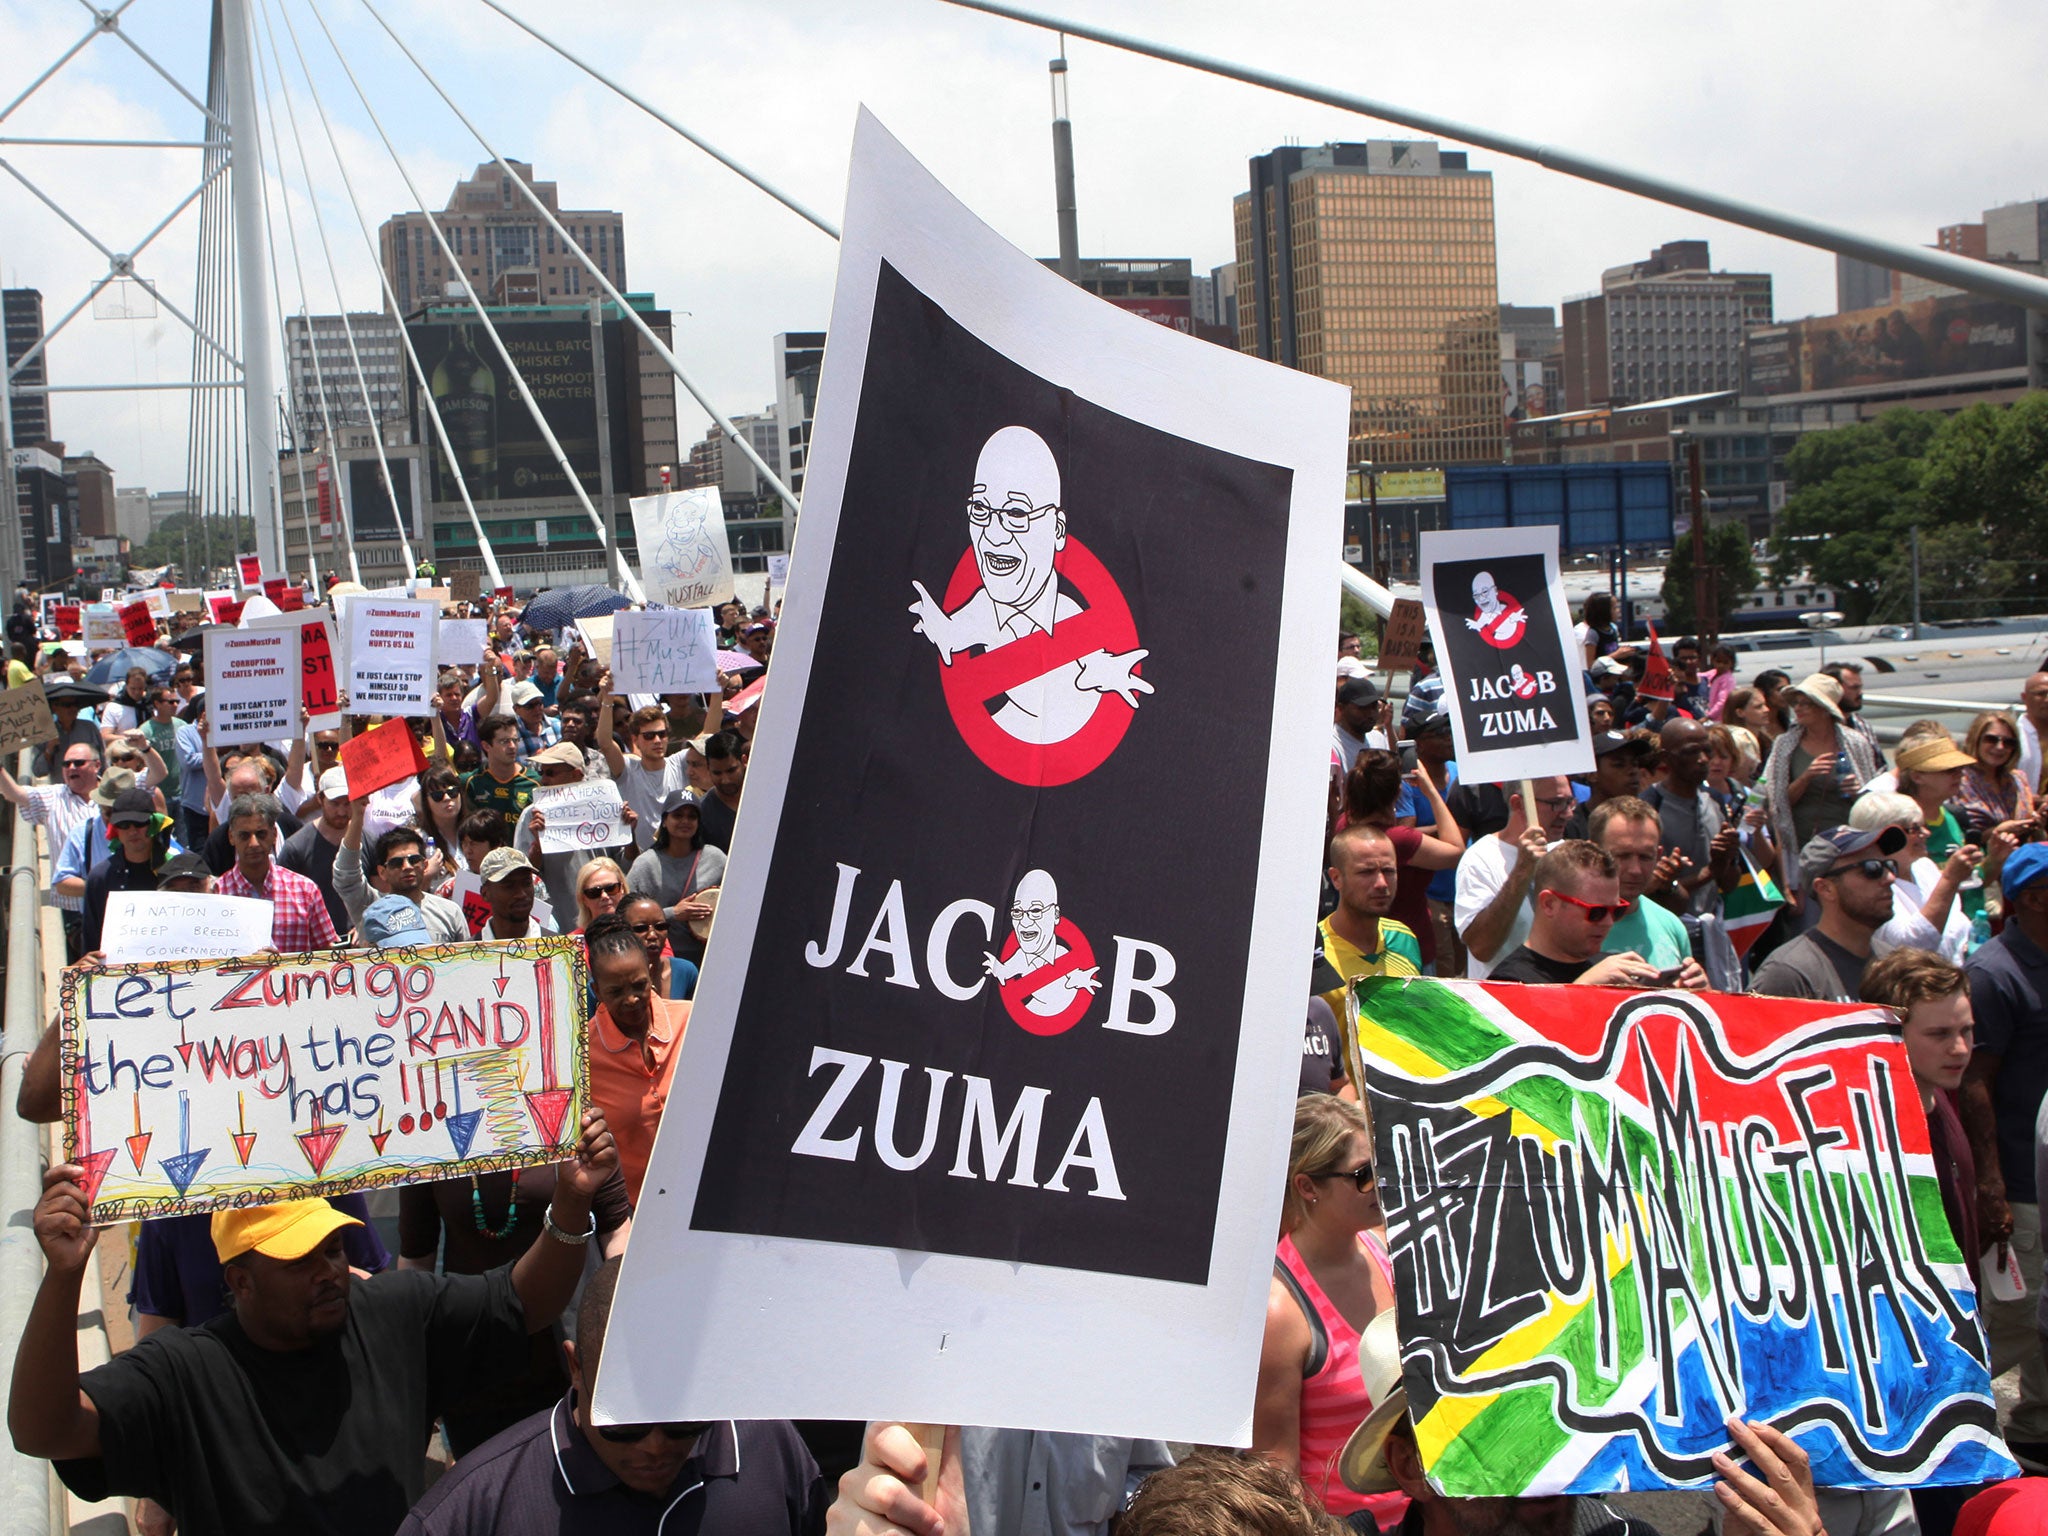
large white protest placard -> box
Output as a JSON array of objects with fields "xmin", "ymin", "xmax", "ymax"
[
  {"xmin": 61, "ymin": 938, "xmax": 589, "ymax": 1221},
  {"xmin": 531, "ymin": 779, "xmax": 626, "ymax": 855},
  {"xmin": 1418, "ymin": 525, "xmax": 1594, "ymax": 785},
  {"xmin": 101, "ymin": 891, "xmax": 274, "ymax": 965},
  {"xmin": 207, "ymin": 623, "xmax": 300, "ymax": 741},
  {"xmin": 81, "ymin": 605, "xmax": 124, "ymax": 648},
  {"xmin": 436, "ymin": 619, "xmax": 488, "ymax": 668},
  {"xmin": 631, "ymin": 487, "xmax": 736, "ymax": 609},
  {"xmin": 346, "ymin": 598, "xmax": 438, "ymax": 716},
  {"xmin": 610, "ymin": 608, "xmax": 719, "ymax": 695},
  {"xmin": 597, "ymin": 114, "xmax": 1347, "ymax": 1444}
]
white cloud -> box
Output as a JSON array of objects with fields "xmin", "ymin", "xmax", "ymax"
[{"xmin": 4, "ymin": 0, "xmax": 2044, "ymax": 496}]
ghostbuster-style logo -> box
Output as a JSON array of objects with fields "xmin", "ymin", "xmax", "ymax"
[
  {"xmin": 984, "ymin": 869, "xmax": 1100, "ymax": 1036},
  {"xmin": 1466, "ymin": 570, "xmax": 1528, "ymax": 650},
  {"xmin": 909, "ymin": 426, "xmax": 1152, "ymax": 786}
]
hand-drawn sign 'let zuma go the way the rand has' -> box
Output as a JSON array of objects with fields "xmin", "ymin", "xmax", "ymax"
[
  {"xmin": 910, "ymin": 426, "xmax": 1153, "ymax": 787},
  {"xmin": 61, "ymin": 940, "xmax": 589, "ymax": 1222}
]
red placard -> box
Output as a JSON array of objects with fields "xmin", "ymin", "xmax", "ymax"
[
  {"xmin": 337, "ymin": 716, "xmax": 427, "ymax": 799},
  {"xmin": 300, "ymin": 618, "xmax": 338, "ymax": 716},
  {"xmin": 238, "ymin": 555, "xmax": 263, "ymax": 588},
  {"xmin": 263, "ymin": 577, "xmax": 287, "ymax": 603},
  {"xmin": 493, "ymin": 586, "xmax": 515, "ymax": 602},
  {"xmin": 1638, "ymin": 623, "xmax": 1674, "ymax": 701},
  {"xmin": 118, "ymin": 600, "xmax": 156, "ymax": 648},
  {"xmin": 459, "ymin": 886, "xmax": 491, "ymax": 939},
  {"xmin": 53, "ymin": 604, "xmax": 80, "ymax": 638},
  {"xmin": 276, "ymin": 586, "xmax": 305, "ymax": 613},
  {"xmin": 213, "ymin": 599, "xmax": 245, "ymax": 627}
]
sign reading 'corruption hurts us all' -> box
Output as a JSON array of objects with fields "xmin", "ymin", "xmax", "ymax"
[
  {"xmin": 1355, "ymin": 977, "xmax": 2016, "ymax": 1497},
  {"xmin": 598, "ymin": 112, "xmax": 1348, "ymax": 1445},
  {"xmin": 61, "ymin": 939, "xmax": 588, "ymax": 1223}
]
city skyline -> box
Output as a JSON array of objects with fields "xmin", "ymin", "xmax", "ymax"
[{"xmin": 0, "ymin": 0, "xmax": 2042, "ymax": 496}]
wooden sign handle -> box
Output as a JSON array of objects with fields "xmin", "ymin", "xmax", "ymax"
[{"xmin": 908, "ymin": 1421, "xmax": 947, "ymax": 1505}]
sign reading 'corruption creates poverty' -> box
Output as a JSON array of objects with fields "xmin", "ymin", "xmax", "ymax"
[{"xmin": 1355, "ymin": 976, "xmax": 2015, "ymax": 1497}]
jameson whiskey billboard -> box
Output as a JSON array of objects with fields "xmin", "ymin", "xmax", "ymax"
[{"xmin": 407, "ymin": 319, "xmax": 635, "ymax": 505}]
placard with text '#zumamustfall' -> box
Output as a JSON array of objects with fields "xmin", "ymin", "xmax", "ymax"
[
  {"xmin": 61, "ymin": 939, "xmax": 587, "ymax": 1223},
  {"xmin": 596, "ymin": 112, "xmax": 1347, "ymax": 1445}
]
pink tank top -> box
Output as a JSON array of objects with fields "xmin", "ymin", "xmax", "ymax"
[{"xmin": 1276, "ymin": 1231, "xmax": 1410, "ymax": 1527}]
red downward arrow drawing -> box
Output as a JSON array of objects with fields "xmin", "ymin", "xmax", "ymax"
[
  {"xmin": 125, "ymin": 1131, "xmax": 153, "ymax": 1172},
  {"xmin": 296, "ymin": 1125, "xmax": 346, "ymax": 1177},
  {"xmin": 231, "ymin": 1132, "xmax": 258, "ymax": 1166},
  {"xmin": 76, "ymin": 1148, "xmax": 117, "ymax": 1205}
]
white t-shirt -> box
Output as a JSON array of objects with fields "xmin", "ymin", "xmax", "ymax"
[
  {"xmin": 1453, "ymin": 833, "xmax": 1531, "ymax": 982},
  {"xmin": 617, "ymin": 757, "xmax": 690, "ymax": 850}
]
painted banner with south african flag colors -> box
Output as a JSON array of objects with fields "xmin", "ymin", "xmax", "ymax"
[{"xmin": 1356, "ymin": 977, "xmax": 2014, "ymax": 1497}]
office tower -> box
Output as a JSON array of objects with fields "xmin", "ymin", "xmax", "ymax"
[
  {"xmin": 285, "ymin": 312, "xmax": 407, "ymax": 445},
  {"xmin": 1562, "ymin": 241, "xmax": 1772, "ymax": 409},
  {"xmin": 4, "ymin": 288, "xmax": 50, "ymax": 447},
  {"xmin": 379, "ymin": 161, "xmax": 625, "ymax": 316}
]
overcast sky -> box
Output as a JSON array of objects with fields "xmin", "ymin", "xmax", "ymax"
[{"xmin": 3, "ymin": 0, "xmax": 2044, "ymax": 499}]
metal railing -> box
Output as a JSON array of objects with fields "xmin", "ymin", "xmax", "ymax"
[{"xmin": 0, "ymin": 749, "xmax": 56, "ymax": 1536}]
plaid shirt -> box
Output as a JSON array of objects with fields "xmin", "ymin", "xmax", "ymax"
[
  {"xmin": 216, "ymin": 860, "xmax": 340, "ymax": 953},
  {"xmin": 515, "ymin": 714, "xmax": 562, "ymax": 760}
]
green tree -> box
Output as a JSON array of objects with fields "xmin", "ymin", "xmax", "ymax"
[
  {"xmin": 1770, "ymin": 409, "xmax": 1943, "ymax": 623},
  {"xmin": 1919, "ymin": 392, "xmax": 2048, "ymax": 616},
  {"xmin": 126, "ymin": 512, "xmax": 257, "ymax": 582},
  {"xmin": 1661, "ymin": 522, "xmax": 1760, "ymax": 633}
]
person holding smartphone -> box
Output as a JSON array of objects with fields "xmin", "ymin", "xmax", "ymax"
[
  {"xmin": 1590, "ymin": 796, "xmax": 1709, "ymax": 987},
  {"xmin": 1485, "ymin": 840, "xmax": 1703, "ymax": 988}
]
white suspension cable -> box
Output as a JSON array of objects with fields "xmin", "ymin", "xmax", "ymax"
[
  {"xmin": 471, "ymin": 0, "xmax": 840, "ymax": 240},
  {"xmin": 263, "ymin": 0, "xmax": 504, "ymax": 590},
  {"xmin": 352, "ymin": 0, "xmax": 802, "ymax": 523},
  {"xmin": 304, "ymin": 0, "xmax": 645, "ymax": 601},
  {"xmin": 247, "ymin": 0, "xmax": 320, "ymax": 588},
  {"xmin": 254, "ymin": 0, "xmax": 418, "ymax": 580},
  {"xmin": 244, "ymin": 14, "xmax": 357, "ymax": 583}
]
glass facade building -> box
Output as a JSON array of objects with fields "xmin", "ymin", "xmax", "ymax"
[{"xmin": 1234, "ymin": 141, "xmax": 1502, "ymax": 467}]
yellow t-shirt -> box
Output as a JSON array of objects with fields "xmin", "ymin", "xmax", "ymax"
[{"xmin": 1316, "ymin": 915, "xmax": 1422, "ymax": 1091}]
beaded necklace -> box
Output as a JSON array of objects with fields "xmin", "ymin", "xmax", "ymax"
[{"xmin": 470, "ymin": 1169, "xmax": 519, "ymax": 1238}]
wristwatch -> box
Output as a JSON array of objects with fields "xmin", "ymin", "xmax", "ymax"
[{"xmin": 543, "ymin": 1206, "xmax": 596, "ymax": 1246}]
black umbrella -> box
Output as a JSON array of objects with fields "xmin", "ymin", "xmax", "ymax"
[
  {"xmin": 40, "ymin": 676, "xmax": 111, "ymax": 707},
  {"xmin": 519, "ymin": 584, "xmax": 633, "ymax": 633}
]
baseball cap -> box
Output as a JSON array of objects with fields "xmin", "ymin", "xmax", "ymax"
[
  {"xmin": 1957, "ymin": 1479, "xmax": 2048, "ymax": 1536},
  {"xmin": 1335, "ymin": 1312, "xmax": 1411, "ymax": 1494},
  {"xmin": 1591, "ymin": 729, "xmax": 1651, "ymax": 760},
  {"xmin": 211, "ymin": 1198, "xmax": 362, "ymax": 1264},
  {"xmin": 1337, "ymin": 676, "xmax": 1381, "ymax": 708},
  {"xmin": 530, "ymin": 741, "xmax": 585, "ymax": 772},
  {"xmin": 1591, "ymin": 655, "xmax": 1632, "ymax": 679},
  {"xmin": 1896, "ymin": 736, "xmax": 1976, "ymax": 774},
  {"xmin": 510, "ymin": 680, "xmax": 545, "ymax": 707},
  {"xmin": 108, "ymin": 786, "xmax": 156, "ymax": 827},
  {"xmin": 360, "ymin": 893, "xmax": 429, "ymax": 949},
  {"xmin": 658, "ymin": 786, "xmax": 700, "ymax": 816},
  {"xmin": 2001, "ymin": 843, "xmax": 2048, "ymax": 899},
  {"xmin": 1335, "ymin": 656, "xmax": 1368, "ymax": 680},
  {"xmin": 90, "ymin": 766, "xmax": 138, "ymax": 808},
  {"xmin": 1799, "ymin": 823, "xmax": 1907, "ymax": 884},
  {"xmin": 1412, "ymin": 710, "xmax": 1453, "ymax": 737},
  {"xmin": 479, "ymin": 846, "xmax": 536, "ymax": 884},
  {"xmin": 156, "ymin": 851, "xmax": 209, "ymax": 889},
  {"xmin": 317, "ymin": 766, "xmax": 350, "ymax": 800}
]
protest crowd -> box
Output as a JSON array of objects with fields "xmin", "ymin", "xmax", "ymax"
[{"xmin": 5, "ymin": 560, "xmax": 2048, "ymax": 1536}]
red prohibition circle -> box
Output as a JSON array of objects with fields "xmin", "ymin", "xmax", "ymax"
[
  {"xmin": 936, "ymin": 537, "xmax": 1142, "ymax": 787},
  {"xmin": 996, "ymin": 917, "xmax": 1097, "ymax": 1037}
]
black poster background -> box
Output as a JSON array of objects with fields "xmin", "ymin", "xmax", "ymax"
[
  {"xmin": 347, "ymin": 457, "xmax": 414, "ymax": 541},
  {"xmin": 1428, "ymin": 550, "xmax": 1577, "ymax": 753},
  {"xmin": 689, "ymin": 262, "xmax": 1294, "ymax": 1283}
]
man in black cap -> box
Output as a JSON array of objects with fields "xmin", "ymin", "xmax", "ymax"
[
  {"xmin": 80, "ymin": 786, "xmax": 177, "ymax": 954},
  {"xmin": 1333, "ymin": 676, "xmax": 1387, "ymax": 773},
  {"xmin": 1750, "ymin": 824, "xmax": 1908, "ymax": 1003},
  {"xmin": 1559, "ymin": 729, "xmax": 1656, "ymax": 840}
]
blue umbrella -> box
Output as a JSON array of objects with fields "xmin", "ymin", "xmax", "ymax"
[
  {"xmin": 85, "ymin": 646, "xmax": 178, "ymax": 686},
  {"xmin": 520, "ymin": 584, "xmax": 633, "ymax": 633}
]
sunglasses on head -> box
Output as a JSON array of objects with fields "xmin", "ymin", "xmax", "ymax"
[
  {"xmin": 1315, "ymin": 1161, "xmax": 1376, "ymax": 1191},
  {"xmin": 596, "ymin": 1419, "xmax": 711, "ymax": 1445},
  {"xmin": 1547, "ymin": 890, "xmax": 1632, "ymax": 922},
  {"xmin": 1824, "ymin": 857, "xmax": 1897, "ymax": 880}
]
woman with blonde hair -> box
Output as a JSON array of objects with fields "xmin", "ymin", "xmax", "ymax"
[
  {"xmin": 1953, "ymin": 709, "xmax": 2035, "ymax": 841},
  {"xmin": 1255, "ymin": 1094, "xmax": 1406, "ymax": 1531},
  {"xmin": 573, "ymin": 855, "xmax": 629, "ymax": 932}
]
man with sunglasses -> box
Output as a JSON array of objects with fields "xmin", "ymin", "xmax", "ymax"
[
  {"xmin": 1455, "ymin": 774, "xmax": 1578, "ymax": 981},
  {"xmin": 393, "ymin": 1257, "xmax": 824, "ymax": 1535},
  {"xmin": 1590, "ymin": 797, "xmax": 1707, "ymax": 985},
  {"xmin": 1487, "ymin": 841, "xmax": 1672, "ymax": 987},
  {"xmin": 596, "ymin": 682, "xmax": 691, "ymax": 853},
  {"xmin": 907, "ymin": 424, "xmax": 1153, "ymax": 747},
  {"xmin": 1750, "ymin": 825, "xmax": 1907, "ymax": 1003},
  {"xmin": 336, "ymin": 806, "xmax": 469, "ymax": 945}
]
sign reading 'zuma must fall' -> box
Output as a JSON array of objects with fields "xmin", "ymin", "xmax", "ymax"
[
  {"xmin": 1419, "ymin": 525, "xmax": 1594, "ymax": 784},
  {"xmin": 1356, "ymin": 977, "xmax": 2015, "ymax": 1497},
  {"xmin": 598, "ymin": 112, "xmax": 1346, "ymax": 1444}
]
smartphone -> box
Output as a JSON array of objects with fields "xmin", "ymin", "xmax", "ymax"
[
  {"xmin": 1651, "ymin": 966, "xmax": 1686, "ymax": 986},
  {"xmin": 1398, "ymin": 740, "xmax": 1419, "ymax": 772}
]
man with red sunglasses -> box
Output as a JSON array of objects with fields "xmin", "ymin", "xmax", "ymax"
[{"xmin": 1486, "ymin": 840, "xmax": 1671, "ymax": 987}]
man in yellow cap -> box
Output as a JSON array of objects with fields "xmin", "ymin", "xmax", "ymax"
[{"xmin": 9, "ymin": 1108, "xmax": 617, "ymax": 1536}]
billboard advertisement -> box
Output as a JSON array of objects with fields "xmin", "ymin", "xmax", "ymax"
[
  {"xmin": 1746, "ymin": 292, "xmax": 2027, "ymax": 396},
  {"xmin": 406, "ymin": 319, "xmax": 633, "ymax": 504},
  {"xmin": 1104, "ymin": 294, "xmax": 1195, "ymax": 333},
  {"xmin": 344, "ymin": 455, "xmax": 421, "ymax": 543}
]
